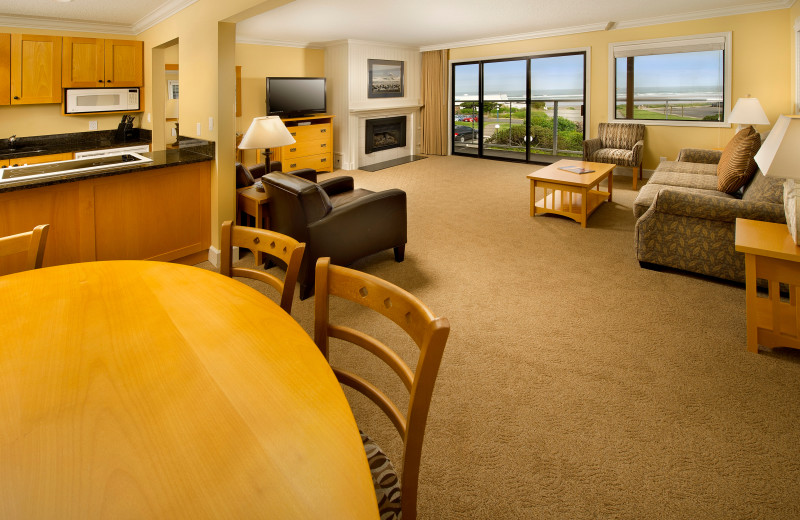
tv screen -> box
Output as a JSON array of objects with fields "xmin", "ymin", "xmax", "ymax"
[{"xmin": 266, "ymin": 77, "xmax": 326, "ymax": 117}]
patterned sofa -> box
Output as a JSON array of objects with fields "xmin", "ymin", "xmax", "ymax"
[
  {"xmin": 583, "ymin": 122, "xmax": 645, "ymax": 189},
  {"xmin": 633, "ymin": 148, "xmax": 786, "ymax": 282}
]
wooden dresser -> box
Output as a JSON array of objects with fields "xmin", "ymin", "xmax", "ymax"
[{"xmin": 273, "ymin": 114, "xmax": 333, "ymax": 173}]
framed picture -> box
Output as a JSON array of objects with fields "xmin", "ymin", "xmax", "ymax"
[{"xmin": 368, "ymin": 59, "xmax": 404, "ymax": 98}]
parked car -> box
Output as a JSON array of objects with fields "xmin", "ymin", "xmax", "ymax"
[
  {"xmin": 454, "ymin": 125, "xmax": 477, "ymax": 142},
  {"xmin": 462, "ymin": 116, "xmax": 478, "ymax": 122}
]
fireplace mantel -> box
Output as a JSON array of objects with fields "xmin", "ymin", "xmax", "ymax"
[{"xmin": 349, "ymin": 102, "xmax": 422, "ymax": 113}]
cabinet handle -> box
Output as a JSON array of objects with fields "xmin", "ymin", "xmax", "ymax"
[
  {"xmin": 290, "ymin": 163, "xmax": 297, "ymax": 168},
  {"xmin": 321, "ymin": 143, "xmax": 326, "ymax": 148},
  {"xmin": 289, "ymin": 148, "xmax": 296, "ymax": 152},
  {"xmin": 13, "ymin": 96, "xmax": 19, "ymax": 100},
  {"xmin": 106, "ymin": 80, "xmax": 112, "ymax": 83},
  {"xmin": 290, "ymin": 132, "xmax": 297, "ymax": 136},
  {"xmin": 320, "ymin": 129, "xmax": 327, "ymax": 133},
  {"xmin": 321, "ymin": 158, "xmax": 327, "ymax": 162},
  {"xmin": 98, "ymin": 80, "xmax": 104, "ymax": 83}
]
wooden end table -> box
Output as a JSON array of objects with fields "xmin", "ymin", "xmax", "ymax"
[
  {"xmin": 527, "ymin": 159, "xmax": 614, "ymax": 228},
  {"xmin": 236, "ymin": 185, "xmax": 269, "ymax": 265},
  {"xmin": 734, "ymin": 218, "xmax": 800, "ymax": 353}
]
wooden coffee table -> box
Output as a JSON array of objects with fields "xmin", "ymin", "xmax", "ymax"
[{"xmin": 527, "ymin": 159, "xmax": 615, "ymax": 228}]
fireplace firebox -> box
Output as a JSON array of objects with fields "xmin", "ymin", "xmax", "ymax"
[{"xmin": 365, "ymin": 116, "xmax": 406, "ymax": 154}]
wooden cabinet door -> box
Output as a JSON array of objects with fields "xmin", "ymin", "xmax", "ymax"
[
  {"xmin": 0, "ymin": 34, "xmax": 9, "ymax": 106},
  {"xmin": 7, "ymin": 153, "xmax": 73, "ymax": 167},
  {"xmin": 62, "ymin": 37, "xmax": 105, "ymax": 88},
  {"xmin": 10, "ymin": 34, "xmax": 61, "ymax": 104},
  {"xmin": 104, "ymin": 40, "xmax": 143, "ymax": 87}
]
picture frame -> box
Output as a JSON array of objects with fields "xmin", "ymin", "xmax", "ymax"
[{"xmin": 368, "ymin": 59, "xmax": 404, "ymax": 98}]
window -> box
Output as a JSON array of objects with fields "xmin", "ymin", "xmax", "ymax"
[{"xmin": 609, "ymin": 33, "xmax": 731, "ymax": 126}]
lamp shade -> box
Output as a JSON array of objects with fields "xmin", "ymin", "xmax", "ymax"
[
  {"xmin": 754, "ymin": 115, "xmax": 800, "ymax": 179},
  {"xmin": 238, "ymin": 116, "xmax": 296, "ymax": 150},
  {"xmin": 729, "ymin": 97, "xmax": 769, "ymax": 126}
]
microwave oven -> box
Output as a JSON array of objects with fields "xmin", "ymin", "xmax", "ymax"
[{"xmin": 64, "ymin": 88, "xmax": 140, "ymax": 114}]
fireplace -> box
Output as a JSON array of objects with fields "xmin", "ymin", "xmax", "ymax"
[{"xmin": 365, "ymin": 116, "xmax": 406, "ymax": 154}]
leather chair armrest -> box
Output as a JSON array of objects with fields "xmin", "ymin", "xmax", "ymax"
[
  {"xmin": 307, "ymin": 189, "xmax": 407, "ymax": 264},
  {"xmin": 248, "ymin": 161, "xmax": 283, "ymax": 178},
  {"xmin": 318, "ymin": 176, "xmax": 355, "ymax": 196},
  {"xmin": 583, "ymin": 138, "xmax": 602, "ymax": 160},
  {"xmin": 284, "ymin": 168, "xmax": 318, "ymax": 182}
]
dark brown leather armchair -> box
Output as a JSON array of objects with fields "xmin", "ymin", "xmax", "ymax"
[
  {"xmin": 235, "ymin": 161, "xmax": 317, "ymax": 189},
  {"xmin": 263, "ymin": 172, "xmax": 407, "ymax": 300}
]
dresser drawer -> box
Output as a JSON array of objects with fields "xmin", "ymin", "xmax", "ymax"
[
  {"xmin": 284, "ymin": 153, "xmax": 333, "ymax": 172},
  {"xmin": 288, "ymin": 123, "xmax": 332, "ymax": 142},
  {"xmin": 282, "ymin": 139, "xmax": 330, "ymax": 159}
]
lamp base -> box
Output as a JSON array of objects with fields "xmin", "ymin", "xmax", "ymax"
[{"xmin": 784, "ymin": 179, "xmax": 800, "ymax": 244}]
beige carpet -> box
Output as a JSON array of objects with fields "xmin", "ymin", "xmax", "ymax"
[{"xmin": 199, "ymin": 156, "xmax": 800, "ymax": 519}]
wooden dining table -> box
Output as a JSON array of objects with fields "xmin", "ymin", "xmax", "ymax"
[{"xmin": 0, "ymin": 260, "xmax": 379, "ymax": 519}]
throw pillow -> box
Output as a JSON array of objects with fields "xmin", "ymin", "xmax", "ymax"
[{"xmin": 717, "ymin": 126, "xmax": 762, "ymax": 194}]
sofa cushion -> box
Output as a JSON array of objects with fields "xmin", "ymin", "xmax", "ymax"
[
  {"xmin": 648, "ymin": 171, "xmax": 720, "ymax": 190},
  {"xmin": 633, "ymin": 183, "xmax": 735, "ymax": 219},
  {"xmin": 742, "ymin": 171, "xmax": 785, "ymax": 204},
  {"xmin": 655, "ymin": 160, "xmax": 718, "ymax": 176},
  {"xmin": 591, "ymin": 148, "xmax": 636, "ymax": 167},
  {"xmin": 717, "ymin": 126, "xmax": 761, "ymax": 193}
]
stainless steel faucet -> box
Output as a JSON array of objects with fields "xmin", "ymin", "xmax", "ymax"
[{"xmin": 8, "ymin": 135, "xmax": 17, "ymax": 147}]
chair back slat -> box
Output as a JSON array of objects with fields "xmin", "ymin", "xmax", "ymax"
[
  {"xmin": 329, "ymin": 324, "xmax": 414, "ymax": 391},
  {"xmin": 334, "ymin": 367, "xmax": 407, "ymax": 436},
  {"xmin": 220, "ymin": 221, "xmax": 305, "ymax": 313},
  {"xmin": 313, "ymin": 257, "xmax": 450, "ymax": 520},
  {"xmin": 0, "ymin": 224, "xmax": 49, "ymax": 274}
]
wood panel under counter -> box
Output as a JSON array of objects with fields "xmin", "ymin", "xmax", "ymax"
[{"xmin": 0, "ymin": 161, "xmax": 211, "ymax": 275}]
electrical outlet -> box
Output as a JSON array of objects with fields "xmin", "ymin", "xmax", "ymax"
[
  {"xmin": 89, "ymin": 120, "xmax": 97, "ymax": 131},
  {"xmin": 196, "ymin": 123, "xmax": 201, "ymax": 136},
  {"xmin": 171, "ymin": 128, "xmax": 177, "ymax": 137},
  {"xmin": 208, "ymin": 117, "xmax": 214, "ymax": 131},
  {"xmin": 147, "ymin": 113, "xmax": 151, "ymax": 123}
]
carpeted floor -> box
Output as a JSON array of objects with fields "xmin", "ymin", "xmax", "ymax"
[{"xmin": 198, "ymin": 155, "xmax": 800, "ymax": 519}]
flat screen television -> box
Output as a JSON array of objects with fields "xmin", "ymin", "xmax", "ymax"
[{"xmin": 266, "ymin": 77, "xmax": 326, "ymax": 117}]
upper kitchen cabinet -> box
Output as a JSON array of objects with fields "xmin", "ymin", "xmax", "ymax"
[
  {"xmin": 63, "ymin": 38, "xmax": 142, "ymax": 88},
  {"xmin": 10, "ymin": 34, "xmax": 62, "ymax": 104},
  {"xmin": 0, "ymin": 34, "xmax": 9, "ymax": 106}
]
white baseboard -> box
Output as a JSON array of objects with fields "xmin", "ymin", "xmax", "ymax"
[{"xmin": 207, "ymin": 246, "xmax": 239, "ymax": 268}]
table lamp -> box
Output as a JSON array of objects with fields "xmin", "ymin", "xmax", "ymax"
[
  {"xmin": 729, "ymin": 97, "xmax": 769, "ymax": 133},
  {"xmin": 238, "ymin": 116, "xmax": 296, "ymax": 189},
  {"xmin": 754, "ymin": 114, "xmax": 800, "ymax": 243}
]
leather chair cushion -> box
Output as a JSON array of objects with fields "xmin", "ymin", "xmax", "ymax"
[{"xmin": 264, "ymin": 172, "xmax": 333, "ymax": 223}]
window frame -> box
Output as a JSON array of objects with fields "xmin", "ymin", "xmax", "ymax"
[{"xmin": 607, "ymin": 32, "xmax": 732, "ymax": 128}]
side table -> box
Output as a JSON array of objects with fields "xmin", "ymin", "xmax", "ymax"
[
  {"xmin": 236, "ymin": 186, "xmax": 269, "ymax": 265},
  {"xmin": 734, "ymin": 218, "xmax": 800, "ymax": 353}
]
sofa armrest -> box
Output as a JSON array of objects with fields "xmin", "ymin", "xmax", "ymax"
[
  {"xmin": 676, "ymin": 148, "xmax": 722, "ymax": 165},
  {"xmin": 651, "ymin": 188, "xmax": 786, "ymax": 224},
  {"xmin": 583, "ymin": 137, "xmax": 602, "ymax": 160},
  {"xmin": 318, "ymin": 176, "xmax": 354, "ymax": 196}
]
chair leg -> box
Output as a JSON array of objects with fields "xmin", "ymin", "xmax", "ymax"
[
  {"xmin": 633, "ymin": 166, "xmax": 641, "ymax": 191},
  {"xmin": 394, "ymin": 245, "xmax": 405, "ymax": 262}
]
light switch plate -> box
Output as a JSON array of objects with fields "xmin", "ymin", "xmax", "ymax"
[
  {"xmin": 89, "ymin": 120, "xmax": 97, "ymax": 131},
  {"xmin": 196, "ymin": 123, "xmax": 202, "ymax": 136},
  {"xmin": 208, "ymin": 117, "xmax": 214, "ymax": 131}
]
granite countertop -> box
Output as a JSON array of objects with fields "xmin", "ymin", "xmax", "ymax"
[
  {"xmin": 0, "ymin": 129, "xmax": 152, "ymax": 161},
  {"xmin": 0, "ymin": 146, "xmax": 214, "ymax": 193}
]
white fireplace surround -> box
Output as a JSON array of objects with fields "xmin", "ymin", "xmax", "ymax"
[{"xmin": 347, "ymin": 105, "xmax": 420, "ymax": 169}]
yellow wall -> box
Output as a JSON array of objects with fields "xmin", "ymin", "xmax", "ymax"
[
  {"xmin": 450, "ymin": 9, "xmax": 792, "ymax": 168},
  {"xmin": 235, "ymin": 43, "xmax": 325, "ymax": 166},
  {"xmin": 0, "ymin": 27, "xmax": 140, "ymax": 137},
  {"xmin": 790, "ymin": 2, "xmax": 800, "ymax": 113}
]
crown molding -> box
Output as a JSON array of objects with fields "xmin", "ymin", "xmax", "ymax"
[
  {"xmin": 420, "ymin": 0, "xmax": 795, "ymax": 52},
  {"xmin": 0, "ymin": 14, "xmax": 134, "ymax": 34},
  {"xmin": 235, "ymin": 36, "xmax": 323, "ymax": 49},
  {"xmin": 0, "ymin": 0, "xmax": 197, "ymax": 36},
  {"xmin": 132, "ymin": 0, "xmax": 199, "ymax": 34}
]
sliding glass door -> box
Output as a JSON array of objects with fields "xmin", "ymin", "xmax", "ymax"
[{"xmin": 452, "ymin": 52, "xmax": 586, "ymax": 164}]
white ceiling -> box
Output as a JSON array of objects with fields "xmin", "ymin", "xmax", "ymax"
[{"xmin": 0, "ymin": 0, "xmax": 794, "ymax": 46}]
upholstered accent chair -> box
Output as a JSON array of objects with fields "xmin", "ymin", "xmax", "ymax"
[
  {"xmin": 583, "ymin": 122, "xmax": 646, "ymax": 189},
  {"xmin": 262, "ymin": 172, "xmax": 407, "ymax": 300}
]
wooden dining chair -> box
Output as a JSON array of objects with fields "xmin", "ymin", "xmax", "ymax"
[
  {"xmin": 313, "ymin": 257, "xmax": 450, "ymax": 520},
  {"xmin": 0, "ymin": 224, "xmax": 49, "ymax": 274},
  {"xmin": 220, "ymin": 221, "xmax": 305, "ymax": 314}
]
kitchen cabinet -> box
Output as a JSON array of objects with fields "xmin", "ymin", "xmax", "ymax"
[
  {"xmin": 0, "ymin": 34, "xmax": 9, "ymax": 106},
  {"xmin": 10, "ymin": 34, "xmax": 62, "ymax": 104},
  {"xmin": 63, "ymin": 38, "xmax": 142, "ymax": 88}
]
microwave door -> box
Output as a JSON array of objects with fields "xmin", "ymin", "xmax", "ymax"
[{"xmin": 74, "ymin": 93, "xmax": 122, "ymax": 113}]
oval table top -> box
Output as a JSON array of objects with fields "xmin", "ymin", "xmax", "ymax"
[{"xmin": 0, "ymin": 260, "xmax": 379, "ymax": 520}]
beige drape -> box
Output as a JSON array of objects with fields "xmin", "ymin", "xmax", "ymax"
[{"xmin": 420, "ymin": 50, "xmax": 449, "ymax": 156}]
